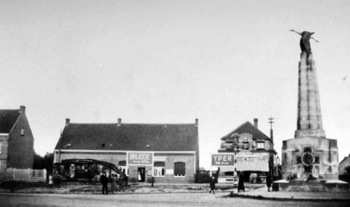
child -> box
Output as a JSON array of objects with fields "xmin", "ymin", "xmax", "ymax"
[{"xmin": 209, "ymin": 176, "xmax": 216, "ymax": 194}]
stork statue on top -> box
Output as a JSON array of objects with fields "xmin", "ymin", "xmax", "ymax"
[{"xmin": 290, "ymin": 30, "xmax": 319, "ymax": 56}]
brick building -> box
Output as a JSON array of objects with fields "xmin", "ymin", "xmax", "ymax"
[
  {"xmin": 54, "ymin": 118, "xmax": 199, "ymax": 183},
  {"xmin": 217, "ymin": 119, "xmax": 276, "ymax": 182},
  {"xmin": 0, "ymin": 106, "xmax": 34, "ymax": 175}
]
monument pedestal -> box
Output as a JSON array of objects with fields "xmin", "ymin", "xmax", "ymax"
[{"xmin": 282, "ymin": 137, "xmax": 339, "ymax": 180}]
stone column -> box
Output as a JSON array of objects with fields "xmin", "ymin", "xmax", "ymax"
[
  {"xmin": 297, "ymin": 52, "xmax": 309, "ymax": 130},
  {"xmin": 307, "ymin": 54, "xmax": 318, "ymax": 130},
  {"xmin": 311, "ymin": 57, "xmax": 324, "ymax": 133},
  {"xmin": 295, "ymin": 52, "xmax": 326, "ymax": 138}
]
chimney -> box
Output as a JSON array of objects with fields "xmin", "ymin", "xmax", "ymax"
[
  {"xmin": 117, "ymin": 118, "xmax": 122, "ymax": 126},
  {"xmin": 20, "ymin": 105, "xmax": 26, "ymax": 113},
  {"xmin": 195, "ymin": 118, "xmax": 198, "ymax": 127},
  {"xmin": 253, "ymin": 118, "xmax": 258, "ymax": 128},
  {"xmin": 65, "ymin": 118, "xmax": 70, "ymax": 126}
]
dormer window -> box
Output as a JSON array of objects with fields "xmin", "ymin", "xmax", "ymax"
[
  {"xmin": 21, "ymin": 128, "xmax": 24, "ymax": 136},
  {"xmin": 257, "ymin": 142, "xmax": 265, "ymax": 149}
]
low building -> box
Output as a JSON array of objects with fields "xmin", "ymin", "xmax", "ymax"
[
  {"xmin": 0, "ymin": 106, "xmax": 34, "ymax": 176},
  {"xmin": 54, "ymin": 118, "xmax": 199, "ymax": 183},
  {"xmin": 339, "ymin": 154, "xmax": 350, "ymax": 177},
  {"xmin": 217, "ymin": 118, "xmax": 276, "ymax": 183}
]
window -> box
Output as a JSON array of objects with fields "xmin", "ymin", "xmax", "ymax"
[
  {"xmin": 153, "ymin": 162, "xmax": 165, "ymax": 177},
  {"xmin": 21, "ymin": 128, "xmax": 24, "ymax": 136},
  {"xmin": 174, "ymin": 162, "xmax": 185, "ymax": 177},
  {"xmin": 118, "ymin": 161, "xmax": 129, "ymax": 175},
  {"xmin": 242, "ymin": 142, "xmax": 250, "ymax": 150},
  {"xmin": 257, "ymin": 142, "xmax": 265, "ymax": 149},
  {"xmin": 296, "ymin": 155, "xmax": 302, "ymax": 164},
  {"xmin": 314, "ymin": 154, "xmax": 320, "ymax": 164}
]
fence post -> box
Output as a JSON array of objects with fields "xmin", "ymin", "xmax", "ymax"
[{"xmin": 13, "ymin": 168, "xmax": 15, "ymax": 179}]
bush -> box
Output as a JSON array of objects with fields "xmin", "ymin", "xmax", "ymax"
[
  {"xmin": 52, "ymin": 174, "xmax": 66, "ymax": 186},
  {"xmin": 339, "ymin": 166, "xmax": 350, "ymax": 183},
  {"xmin": 195, "ymin": 170, "xmax": 211, "ymax": 183}
]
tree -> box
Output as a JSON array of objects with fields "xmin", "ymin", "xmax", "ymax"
[{"xmin": 339, "ymin": 166, "xmax": 350, "ymax": 183}]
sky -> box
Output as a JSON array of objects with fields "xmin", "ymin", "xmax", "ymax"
[{"xmin": 1, "ymin": 0, "xmax": 350, "ymax": 169}]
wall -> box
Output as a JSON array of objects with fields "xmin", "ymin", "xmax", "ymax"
[
  {"xmin": 0, "ymin": 134, "xmax": 9, "ymax": 176},
  {"xmin": 152, "ymin": 153, "xmax": 196, "ymax": 183},
  {"xmin": 54, "ymin": 151, "xmax": 197, "ymax": 183},
  {"xmin": 7, "ymin": 114, "xmax": 34, "ymax": 169}
]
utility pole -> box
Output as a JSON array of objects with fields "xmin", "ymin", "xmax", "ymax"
[
  {"xmin": 269, "ymin": 117, "xmax": 274, "ymax": 143},
  {"xmin": 268, "ymin": 117, "xmax": 274, "ymax": 183}
]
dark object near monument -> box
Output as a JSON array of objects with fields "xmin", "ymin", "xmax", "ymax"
[
  {"xmin": 306, "ymin": 174, "xmax": 317, "ymax": 182},
  {"xmin": 290, "ymin": 30, "xmax": 319, "ymax": 54}
]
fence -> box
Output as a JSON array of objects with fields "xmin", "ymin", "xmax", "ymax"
[{"xmin": 2, "ymin": 168, "xmax": 47, "ymax": 182}]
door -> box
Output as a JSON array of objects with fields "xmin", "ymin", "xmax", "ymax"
[{"xmin": 137, "ymin": 167, "xmax": 146, "ymax": 182}]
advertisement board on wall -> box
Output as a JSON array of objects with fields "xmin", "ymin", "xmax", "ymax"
[{"xmin": 128, "ymin": 152, "xmax": 153, "ymax": 165}]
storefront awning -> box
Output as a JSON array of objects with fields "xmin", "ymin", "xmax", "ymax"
[{"xmin": 235, "ymin": 156, "xmax": 269, "ymax": 172}]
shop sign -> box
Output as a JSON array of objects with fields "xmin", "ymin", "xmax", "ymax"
[
  {"xmin": 211, "ymin": 154, "xmax": 235, "ymax": 166},
  {"xmin": 128, "ymin": 152, "xmax": 153, "ymax": 165},
  {"xmin": 166, "ymin": 169, "xmax": 174, "ymax": 175}
]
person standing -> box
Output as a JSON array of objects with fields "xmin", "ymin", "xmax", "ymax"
[
  {"xmin": 266, "ymin": 173, "xmax": 272, "ymax": 192},
  {"xmin": 238, "ymin": 172, "xmax": 245, "ymax": 192},
  {"xmin": 118, "ymin": 173, "xmax": 125, "ymax": 192},
  {"xmin": 110, "ymin": 174, "xmax": 117, "ymax": 194},
  {"xmin": 100, "ymin": 171, "xmax": 108, "ymax": 195},
  {"xmin": 209, "ymin": 176, "xmax": 216, "ymax": 194}
]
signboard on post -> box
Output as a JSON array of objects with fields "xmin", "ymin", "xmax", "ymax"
[
  {"xmin": 211, "ymin": 153, "xmax": 235, "ymax": 166},
  {"xmin": 128, "ymin": 152, "xmax": 153, "ymax": 165}
]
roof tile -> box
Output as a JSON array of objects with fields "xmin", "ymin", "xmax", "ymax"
[
  {"xmin": 0, "ymin": 110, "xmax": 21, "ymax": 133},
  {"xmin": 55, "ymin": 123, "xmax": 198, "ymax": 152}
]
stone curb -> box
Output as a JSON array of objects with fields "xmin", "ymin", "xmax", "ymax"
[{"xmin": 227, "ymin": 192, "xmax": 350, "ymax": 202}]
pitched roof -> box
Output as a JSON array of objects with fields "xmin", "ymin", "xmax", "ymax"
[
  {"xmin": 55, "ymin": 122, "xmax": 198, "ymax": 152},
  {"xmin": 0, "ymin": 110, "xmax": 22, "ymax": 133},
  {"xmin": 339, "ymin": 156, "xmax": 350, "ymax": 165},
  {"xmin": 221, "ymin": 121, "xmax": 270, "ymax": 141}
]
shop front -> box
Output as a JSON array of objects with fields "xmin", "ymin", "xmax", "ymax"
[{"xmin": 236, "ymin": 154, "xmax": 269, "ymax": 183}]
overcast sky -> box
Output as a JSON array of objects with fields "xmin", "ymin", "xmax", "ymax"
[{"xmin": 1, "ymin": 0, "xmax": 349, "ymax": 169}]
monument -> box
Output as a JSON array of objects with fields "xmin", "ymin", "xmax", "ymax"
[{"xmin": 281, "ymin": 30, "xmax": 339, "ymax": 180}]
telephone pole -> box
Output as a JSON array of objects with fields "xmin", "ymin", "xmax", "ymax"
[{"xmin": 268, "ymin": 117, "xmax": 274, "ymax": 182}]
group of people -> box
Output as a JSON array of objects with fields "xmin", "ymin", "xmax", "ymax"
[
  {"xmin": 100, "ymin": 171, "xmax": 126, "ymax": 194},
  {"xmin": 209, "ymin": 172, "xmax": 273, "ymax": 194}
]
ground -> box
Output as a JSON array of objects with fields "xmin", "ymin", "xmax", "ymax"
[
  {"xmin": 0, "ymin": 182, "xmax": 349, "ymax": 206},
  {"xmin": 1, "ymin": 193, "xmax": 350, "ymax": 207}
]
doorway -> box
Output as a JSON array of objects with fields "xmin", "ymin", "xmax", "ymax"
[{"xmin": 137, "ymin": 167, "xmax": 146, "ymax": 182}]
